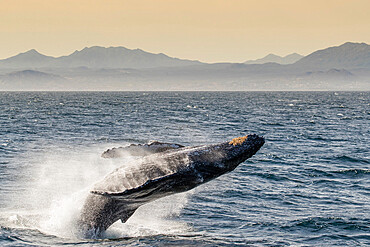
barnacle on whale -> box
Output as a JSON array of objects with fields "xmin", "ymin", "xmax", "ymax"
[{"xmin": 229, "ymin": 135, "xmax": 248, "ymax": 146}]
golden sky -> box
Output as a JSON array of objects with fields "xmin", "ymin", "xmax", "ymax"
[{"xmin": 0, "ymin": 0, "xmax": 369, "ymax": 62}]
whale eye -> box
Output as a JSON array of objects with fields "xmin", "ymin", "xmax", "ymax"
[{"xmin": 229, "ymin": 135, "xmax": 248, "ymax": 146}]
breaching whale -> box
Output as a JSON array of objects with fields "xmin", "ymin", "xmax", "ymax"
[{"xmin": 78, "ymin": 134, "xmax": 264, "ymax": 237}]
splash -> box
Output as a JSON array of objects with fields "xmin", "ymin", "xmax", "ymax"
[
  {"xmin": 105, "ymin": 192, "xmax": 193, "ymax": 239},
  {"xmin": 0, "ymin": 143, "xmax": 192, "ymax": 239}
]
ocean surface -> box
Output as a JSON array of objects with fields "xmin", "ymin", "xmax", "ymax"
[{"xmin": 0, "ymin": 91, "xmax": 369, "ymax": 246}]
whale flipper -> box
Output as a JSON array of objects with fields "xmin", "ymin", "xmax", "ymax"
[
  {"xmin": 120, "ymin": 210, "xmax": 136, "ymax": 223},
  {"xmin": 91, "ymin": 171, "xmax": 199, "ymax": 201},
  {"xmin": 101, "ymin": 141, "xmax": 185, "ymax": 158}
]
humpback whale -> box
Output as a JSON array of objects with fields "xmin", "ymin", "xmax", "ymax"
[{"xmin": 78, "ymin": 134, "xmax": 264, "ymax": 237}]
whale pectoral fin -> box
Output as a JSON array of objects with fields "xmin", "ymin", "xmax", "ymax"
[
  {"xmin": 91, "ymin": 171, "xmax": 197, "ymax": 203},
  {"xmin": 101, "ymin": 141, "xmax": 185, "ymax": 158},
  {"xmin": 91, "ymin": 189, "xmax": 141, "ymax": 200},
  {"xmin": 120, "ymin": 209, "xmax": 137, "ymax": 223}
]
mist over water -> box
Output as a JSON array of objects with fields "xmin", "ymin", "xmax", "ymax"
[{"xmin": 0, "ymin": 91, "xmax": 369, "ymax": 246}]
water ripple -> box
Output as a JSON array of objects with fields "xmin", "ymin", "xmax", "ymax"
[{"xmin": 0, "ymin": 91, "xmax": 369, "ymax": 246}]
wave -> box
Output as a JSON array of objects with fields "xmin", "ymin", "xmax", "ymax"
[
  {"xmin": 304, "ymin": 167, "xmax": 369, "ymax": 178},
  {"xmin": 334, "ymin": 155, "xmax": 370, "ymax": 165},
  {"xmin": 333, "ymin": 168, "xmax": 370, "ymax": 176},
  {"xmin": 282, "ymin": 216, "xmax": 370, "ymax": 232}
]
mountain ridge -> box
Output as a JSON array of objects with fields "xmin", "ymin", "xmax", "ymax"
[
  {"xmin": 293, "ymin": 42, "xmax": 370, "ymax": 70},
  {"xmin": 0, "ymin": 46, "xmax": 203, "ymax": 69},
  {"xmin": 0, "ymin": 49, "xmax": 56, "ymax": 68},
  {"xmin": 0, "ymin": 42, "xmax": 369, "ymax": 70},
  {"xmin": 244, "ymin": 53, "xmax": 303, "ymax": 65}
]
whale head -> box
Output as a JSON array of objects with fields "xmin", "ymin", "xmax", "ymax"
[
  {"xmin": 223, "ymin": 134, "xmax": 265, "ymax": 168},
  {"xmin": 189, "ymin": 134, "xmax": 264, "ymax": 181}
]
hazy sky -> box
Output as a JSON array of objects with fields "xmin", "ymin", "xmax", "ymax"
[{"xmin": 1, "ymin": 0, "xmax": 369, "ymax": 62}]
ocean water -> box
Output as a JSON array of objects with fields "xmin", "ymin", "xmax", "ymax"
[{"xmin": 0, "ymin": 91, "xmax": 369, "ymax": 246}]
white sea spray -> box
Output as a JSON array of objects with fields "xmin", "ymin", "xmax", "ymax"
[{"xmin": 1, "ymin": 142, "xmax": 192, "ymax": 239}]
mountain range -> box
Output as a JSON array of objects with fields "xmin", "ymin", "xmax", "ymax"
[
  {"xmin": 244, "ymin": 53, "xmax": 303, "ymax": 65},
  {"xmin": 0, "ymin": 42, "xmax": 369, "ymax": 70},
  {"xmin": 0, "ymin": 46, "xmax": 202, "ymax": 69},
  {"xmin": 0, "ymin": 42, "xmax": 369, "ymax": 91},
  {"xmin": 294, "ymin": 42, "xmax": 370, "ymax": 70}
]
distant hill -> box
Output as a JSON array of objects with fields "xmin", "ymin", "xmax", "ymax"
[
  {"xmin": 0, "ymin": 46, "xmax": 203, "ymax": 69},
  {"xmin": 302, "ymin": 68, "xmax": 355, "ymax": 80},
  {"xmin": 293, "ymin": 42, "xmax": 370, "ymax": 70},
  {"xmin": 52, "ymin": 46, "xmax": 202, "ymax": 69},
  {"xmin": 1, "ymin": 70, "xmax": 65, "ymax": 81},
  {"xmin": 0, "ymin": 70, "xmax": 66, "ymax": 90},
  {"xmin": 0, "ymin": 49, "xmax": 56, "ymax": 69},
  {"xmin": 244, "ymin": 53, "xmax": 303, "ymax": 65}
]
